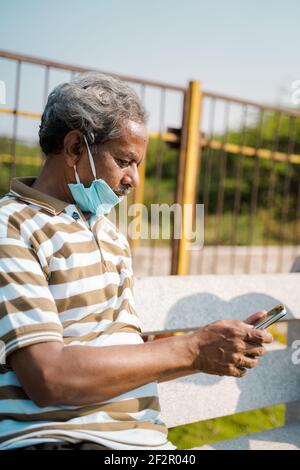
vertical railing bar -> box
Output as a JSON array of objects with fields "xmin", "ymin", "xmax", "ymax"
[
  {"xmin": 244, "ymin": 108, "xmax": 265, "ymax": 273},
  {"xmin": 39, "ymin": 65, "xmax": 51, "ymax": 164},
  {"xmin": 130, "ymin": 84, "xmax": 147, "ymax": 255},
  {"xmin": 211, "ymin": 100, "xmax": 230, "ymax": 274},
  {"xmin": 276, "ymin": 116, "xmax": 296, "ymax": 272},
  {"xmin": 198, "ymin": 97, "xmax": 216, "ymax": 274},
  {"xmin": 229, "ymin": 104, "xmax": 248, "ymax": 273},
  {"xmin": 140, "ymin": 83, "xmax": 146, "ymax": 103},
  {"xmin": 149, "ymin": 87, "xmax": 166, "ymax": 275},
  {"xmin": 43, "ymin": 65, "xmax": 50, "ymax": 106},
  {"xmin": 172, "ymin": 89, "xmax": 185, "ymax": 217},
  {"xmin": 262, "ymin": 111, "xmax": 281, "ymax": 273}
]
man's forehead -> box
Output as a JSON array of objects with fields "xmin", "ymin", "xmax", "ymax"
[{"xmin": 120, "ymin": 120, "xmax": 148, "ymax": 141}]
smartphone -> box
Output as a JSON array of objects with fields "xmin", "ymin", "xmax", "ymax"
[{"xmin": 254, "ymin": 303, "xmax": 287, "ymax": 329}]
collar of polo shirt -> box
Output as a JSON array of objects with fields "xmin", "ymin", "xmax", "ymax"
[{"xmin": 9, "ymin": 177, "xmax": 69, "ymax": 216}]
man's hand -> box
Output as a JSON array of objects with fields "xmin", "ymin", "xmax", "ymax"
[{"xmin": 188, "ymin": 310, "xmax": 273, "ymax": 378}]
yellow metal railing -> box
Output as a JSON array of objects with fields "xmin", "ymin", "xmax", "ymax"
[
  {"xmin": 1, "ymin": 108, "xmax": 300, "ymax": 166},
  {"xmin": 176, "ymin": 81, "xmax": 202, "ymax": 275},
  {"xmin": 1, "ymin": 49, "xmax": 300, "ymax": 276},
  {"xmin": 0, "ymin": 108, "xmax": 41, "ymax": 119}
]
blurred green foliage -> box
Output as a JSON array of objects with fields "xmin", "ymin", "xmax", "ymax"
[{"xmin": 1, "ymin": 112, "xmax": 299, "ymax": 245}]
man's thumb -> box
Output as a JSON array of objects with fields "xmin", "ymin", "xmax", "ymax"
[{"xmin": 244, "ymin": 310, "xmax": 268, "ymax": 326}]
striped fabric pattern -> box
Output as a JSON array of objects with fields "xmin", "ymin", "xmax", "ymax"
[{"xmin": 0, "ymin": 177, "xmax": 175, "ymax": 450}]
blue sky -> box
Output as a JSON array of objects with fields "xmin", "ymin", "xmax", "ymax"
[{"xmin": 0, "ymin": 0, "xmax": 299, "ymax": 140}]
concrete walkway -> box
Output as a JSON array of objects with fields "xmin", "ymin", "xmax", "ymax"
[{"xmin": 132, "ymin": 245, "xmax": 300, "ymax": 277}]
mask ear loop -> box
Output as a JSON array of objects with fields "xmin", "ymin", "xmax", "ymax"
[
  {"xmin": 73, "ymin": 165, "xmax": 81, "ymax": 184},
  {"xmin": 83, "ymin": 135, "xmax": 97, "ymax": 180}
]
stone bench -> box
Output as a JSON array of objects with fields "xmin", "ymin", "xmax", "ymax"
[{"xmin": 135, "ymin": 266, "xmax": 300, "ymax": 450}]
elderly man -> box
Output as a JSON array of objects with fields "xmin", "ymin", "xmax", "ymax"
[{"xmin": 0, "ymin": 72, "xmax": 272, "ymax": 451}]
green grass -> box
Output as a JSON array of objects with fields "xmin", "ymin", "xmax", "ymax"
[
  {"xmin": 168, "ymin": 404, "xmax": 285, "ymax": 449},
  {"xmin": 203, "ymin": 211, "xmax": 299, "ymax": 246},
  {"xmin": 125, "ymin": 209, "xmax": 299, "ymax": 248}
]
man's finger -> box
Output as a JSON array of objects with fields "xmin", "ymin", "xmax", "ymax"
[
  {"xmin": 237, "ymin": 356, "xmax": 258, "ymax": 369},
  {"xmin": 244, "ymin": 346, "xmax": 266, "ymax": 357},
  {"xmin": 220, "ymin": 364, "xmax": 247, "ymax": 378},
  {"xmin": 245, "ymin": 328, "xmax": 273, "ymax": 344},
  {"xmin": 231, "ymin": 367, "xmax": 247, "ymax": 378}
]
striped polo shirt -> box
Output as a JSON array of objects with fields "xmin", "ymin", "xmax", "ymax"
[{"xmin": 0, "ymin": 177, "xmax": 176, "ymax": 450}]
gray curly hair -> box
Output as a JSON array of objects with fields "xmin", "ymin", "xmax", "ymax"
[{"xmin": 39, "ymin": 71, "xmax": 148, "ymax": 155}]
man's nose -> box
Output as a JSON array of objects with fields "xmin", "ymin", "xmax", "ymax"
[{"xmin": 122, "ymin": 164, "xmax": 140, "ymax": 189}]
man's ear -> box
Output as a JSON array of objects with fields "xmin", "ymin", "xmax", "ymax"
[{"xmin": 63, "ymin": 130, "xmax": 84, "ymax": 168}]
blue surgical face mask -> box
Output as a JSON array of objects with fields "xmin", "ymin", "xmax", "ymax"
[{"xmin": 68, "ymin": 135, "xmax": 122, "ymax": 217}]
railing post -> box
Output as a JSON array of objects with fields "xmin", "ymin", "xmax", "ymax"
[{"xmin": 171, "ymin": 80, "xmax": 202, "ymax": 275}]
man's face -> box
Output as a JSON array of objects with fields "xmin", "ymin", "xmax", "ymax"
[{"xmin": 75, "ymin": 120, "xmax": 148, "ymax": 197}]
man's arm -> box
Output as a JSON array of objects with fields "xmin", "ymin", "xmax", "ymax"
[
  {"xmin": 9, "ymin": 312, "xmax": 272, "ymax": 407},
  {"xmin": 9, "ymin": 334, "xmax": 194, "ymax": 407}
]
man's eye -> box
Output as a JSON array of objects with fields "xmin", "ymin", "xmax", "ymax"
[{"xmin": 115, "ymin": 158, "xmax": 130, "ymax": 168}]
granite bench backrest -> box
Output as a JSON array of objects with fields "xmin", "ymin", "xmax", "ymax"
[{"xmin": 135, "ymin": 273, "xmax": 300, "ymax": 429}]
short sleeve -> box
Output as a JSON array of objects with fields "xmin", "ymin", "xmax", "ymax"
[{"xmin": 0, "ymin": 237, "xmax": 63, "ymax": 371}]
